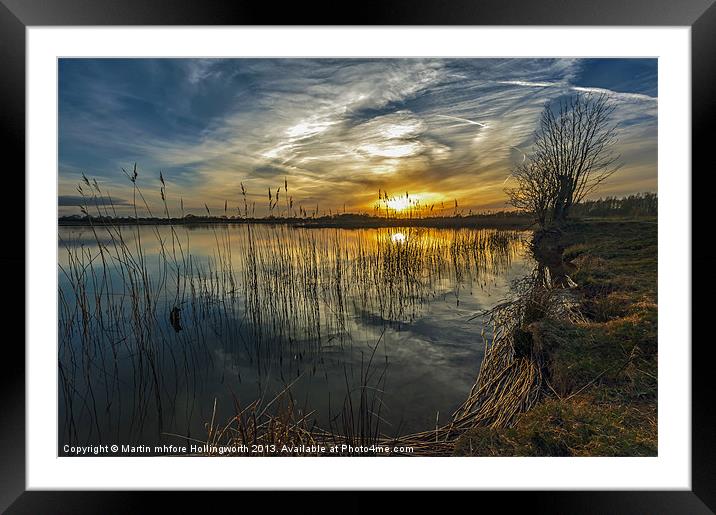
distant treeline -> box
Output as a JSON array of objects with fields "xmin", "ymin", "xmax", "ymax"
[
  {"xmin": 58, "ymin": 210, "xmax": 533, "ymax": 229},
  {"xmin": 569, "ymin": 193, "xmax": 657, "ymax": 218},
  {"xmin": 58, "ymin": 193, "xmax": 657, "ymax": 227}
]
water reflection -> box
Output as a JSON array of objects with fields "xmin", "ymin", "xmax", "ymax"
[
  {"xmin": 58, "ymin": 224, "xmax": 531, "ymax": 451},
  {"xmin": 391, "ymin": 231, "xmax": 406, "ymax": 243}
]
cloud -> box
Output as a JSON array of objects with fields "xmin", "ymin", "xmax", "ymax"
[
  {"xmin": 497, "ymin": 78, "xmax": 657, "ymax": 103},
  {"xmin": 571, "ymin": 86, "xmax": 657, "ymax": 103},
  {"xmin": 498, "ymin": 80, "xmax": 563, "ymax": 88},
  {"xmin": 58, "ymin": 58, "xmax": 657, "ymax": 215},
  {"xmin": 58, "ymin": 195, "xmax": 130, "ymax": 206},
  {"xmin": 252, "ymin": 164, "xmax": 287, "ymax": 178}
]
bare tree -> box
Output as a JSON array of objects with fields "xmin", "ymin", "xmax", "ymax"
[
  {"xmin": 508, "ymin": 93, "xmax": 621, "ymax": 227},
  {"xmin": 505, "ymin": 159, "xmax": 554, "ymax": 228}
]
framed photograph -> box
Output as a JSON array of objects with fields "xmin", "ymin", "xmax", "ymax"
[{"xmin": 2, "ymin": 0, "xmax": 712, "ymax": 511}]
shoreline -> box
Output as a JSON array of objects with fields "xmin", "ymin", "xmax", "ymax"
[
  {"xmin": 454, "ymin": 219, "xmax": 658, "ymax": 457},
  {"xmin": 58, "ymin": 214, "xmax": 534, "ymax": 230}
]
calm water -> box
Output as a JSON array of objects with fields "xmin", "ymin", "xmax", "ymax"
[{"xmin": 58, "ymin": 224, "xmax": 532, "ymax": 453}]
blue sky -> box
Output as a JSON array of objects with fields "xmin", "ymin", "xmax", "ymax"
[{"xmin": 59, "ymin": 58, "xmax": 657, "ymax": 216}]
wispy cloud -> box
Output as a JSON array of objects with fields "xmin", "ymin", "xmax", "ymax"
[
  {"xmin": 498, "ymin": 80, "xmax": 563, "ymax": 88},
  {"xmin": 59, "ymin": 58, "xmax": 657, "ymax": 215},
  {"xmin": 571, "ymin": 86, "xmax": 657, "ymax": 103}
]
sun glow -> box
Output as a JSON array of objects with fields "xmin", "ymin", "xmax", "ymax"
[
  {"xmin": 360, "ymin": 142, "xmax": 422, "ymax": 158},
  {"xmin": 386, "ymin": 195, "xmax": 419, "ymax": 212},
  {"xmin": 390, "ymin": 232, "xmax": 407, "ymax": 243}
]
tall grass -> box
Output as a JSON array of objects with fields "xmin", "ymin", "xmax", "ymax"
[{"xmin": 59, "ymin": 170, "xmax": 527, "ymax": 452}]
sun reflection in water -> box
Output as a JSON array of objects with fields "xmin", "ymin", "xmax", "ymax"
[{"xmin": 391, "ymin": 232, "xmax": 407, "ymax": 243}]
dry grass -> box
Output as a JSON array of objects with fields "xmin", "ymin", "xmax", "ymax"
[{"xmin": 453, "ymin": 220, "xmax": 657, "ymax": 457}]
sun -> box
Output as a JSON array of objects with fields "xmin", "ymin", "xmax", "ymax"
[{"xmin": 387, "ymin": 195, "xmax": 419, "ymax": 212}]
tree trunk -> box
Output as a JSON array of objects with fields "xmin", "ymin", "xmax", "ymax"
[{"xmin": 531, "ymin": 228, "xmax": 573, "ymax": 288}]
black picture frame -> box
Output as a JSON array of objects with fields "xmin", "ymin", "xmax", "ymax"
[{"xmin": 1, "ymin": 1, "xmax": 712, "ymax": 512}]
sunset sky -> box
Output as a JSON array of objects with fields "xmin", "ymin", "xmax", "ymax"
[{"xmin": 58, "ymin": 58, "xmax": 657, "ymax": 217}]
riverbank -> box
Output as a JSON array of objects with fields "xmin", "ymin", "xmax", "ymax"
[{"xmin": 454, "ymin": 218, "xmax": 657, "ymax": 456}]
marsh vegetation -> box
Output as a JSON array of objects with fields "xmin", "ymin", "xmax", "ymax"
[{"xmin": 58, "ymin": 191, "xmax": 532, "ymax": 452}]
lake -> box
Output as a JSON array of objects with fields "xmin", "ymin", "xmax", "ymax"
[{"xmin": 58, "ymin": 223, "xmax": 532, "ymax": 453}]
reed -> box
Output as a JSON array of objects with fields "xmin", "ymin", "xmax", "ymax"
[
  {"xmin": 197, "ymin": 263, "xmax": 586, "ymax": 456},
  {"xmin": 59, "ymin": 168, "xmax": 528, "ymax": 453}
]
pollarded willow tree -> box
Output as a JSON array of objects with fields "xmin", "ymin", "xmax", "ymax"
[{"xmin": 507, "ymin": 93, "xmax": 621, "ymax": 228}]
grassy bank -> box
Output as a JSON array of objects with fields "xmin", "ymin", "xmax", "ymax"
[{"xmin": 454, "ymin": 218, "xmax": 657, "ymax": 456}]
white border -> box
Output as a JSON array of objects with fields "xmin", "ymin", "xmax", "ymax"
[{"xmin": 27, "ymin": 27, "xmax": 691, "ymax": 490}]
